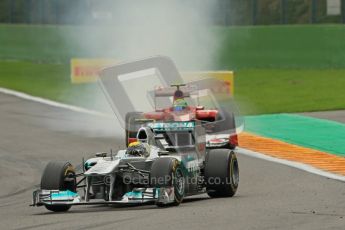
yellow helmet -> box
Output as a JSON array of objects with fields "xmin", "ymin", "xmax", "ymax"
[
  {"xmin": 128, "ymin": 141, "xmax": 141, "ymax": 147},
  {"xmin": 127, "ymin": 141, "xmax": 148, "ymax": 157}
]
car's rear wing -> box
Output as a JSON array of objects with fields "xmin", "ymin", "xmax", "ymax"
[{"xmin": 154, "ymin": 85, "xmax": 198, "ymax": 97}]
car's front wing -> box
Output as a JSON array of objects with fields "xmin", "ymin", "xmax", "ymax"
[{"xmin": 31, "ymin": 187, "xmax": 175, "ymax": 207}]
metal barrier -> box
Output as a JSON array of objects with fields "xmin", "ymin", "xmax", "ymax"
[{"xmin": 0, "ymin": 0, "xmax": 344, "ymax": 25}]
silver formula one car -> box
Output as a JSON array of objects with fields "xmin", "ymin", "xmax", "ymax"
[{"xmin": 32, "ymin": 120, "xmax": 239, "ymax": 212}]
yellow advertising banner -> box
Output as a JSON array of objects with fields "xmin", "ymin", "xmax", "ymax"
[
  {"xmin": 182, "ymin": 71, "xmax": 234, "ymax": 96},
  {"xmin": 70, "ymin": 59, "xmax": 234, "ymax": 96},
  {"xmin": 70, "ymin": 58, "xmax": 117, "ymax": 83}
]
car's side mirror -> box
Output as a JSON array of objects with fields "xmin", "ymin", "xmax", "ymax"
[
  {"xmin": 158, "ymin": 151, "xmax": 170, "ymax": 156},
  {"xmin": 95, "ymin": 152, "xmax": 107, "ymax": 157}
]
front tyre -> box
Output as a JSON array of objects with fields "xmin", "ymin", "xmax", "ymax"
[
  {"xmin": 205, "ymin": 149, "xmax": 239, "ymax": 198},
  {"xmin": 150, "ymin": 158, "xmax": 185, "ymax": 207},
  {"xmin": 40, "ymin": 161, "xmax": 76, "ymax": 212}
]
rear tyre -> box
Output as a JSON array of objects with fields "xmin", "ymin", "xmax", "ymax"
[
  {"xmin": 212, "ymin": 107, "xmax": 236, "ymax": 133},
  {"xmin": 41, "ymin": 161, "xmax": 76, "ymax": 212},
  {"xmin": 205, "ymin": 149, "xmax": 239, "ymax": 198},
  {"xmin": 150, "ymin": 158, "xmax": 185, "ymax": 207},
  {"xmin": 208, "ymin": 108, "xmax": 237, "ymax": 150}
]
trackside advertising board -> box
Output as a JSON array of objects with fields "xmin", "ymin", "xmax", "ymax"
[
  {"xmin": 70, "ymin": 59, "xmax": 117, "ymax": 83},
  {"xmin": 182, "ymin": 71, "xmax": 234, "ymax": 96},
  {"xmin": 70, "ymin": 58, "xmax": 234, "ymax": 96}
]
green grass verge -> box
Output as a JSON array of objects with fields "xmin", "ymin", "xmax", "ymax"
[
  {"xmin": 235, "ymin": 69, "xmax": 345, "ymax": 114},
  {"xmin": 0, "ymin": 60, "xmax": 108, "ymax": 111},
  {"xmin": 1, "ymin": 61, "xmax": 345, "ymax": 115},
  {"xmin": 216, "ymin": 25, "xmax": 345, "ymax": 69},
  {"xmin": 1, "ymin": 24, "xmax": 345, "ymax": 69},
  {"xmin": 1, "ymin": 24, "xmax": 345, "ymax": 114}
]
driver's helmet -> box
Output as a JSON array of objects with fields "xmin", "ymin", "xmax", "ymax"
[
  {"xmin": 173, "ymin": 98, "xmax": 188, "ymax": 111},
  {"xmin": 126, "ymin": 141, "xmax": 148, "ymax": 157}
]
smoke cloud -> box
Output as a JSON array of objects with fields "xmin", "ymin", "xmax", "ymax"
[
  {"xmin": 47, "ymin": 1, "xmax": 226, "ymax": 139},
  {"xmin": 73, "ymin": 0, "xmax": 220, "ymax": 70}
]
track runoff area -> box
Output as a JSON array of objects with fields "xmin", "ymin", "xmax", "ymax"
[
  {"xmin": 1, "ymin": 86, "xmax": 345, "ymax": 182},
  {"xmin": 239, "ymin": 114, "xmax": 345, "ymax": 181}
]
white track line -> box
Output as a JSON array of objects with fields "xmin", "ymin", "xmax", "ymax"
[
  {"xmin": 237, "ymin": 147, "xmax": 345, "ymax": 182},
  {"xmin": 0, "ymin": 87, "xmax": 109, "ymax": 117},
  {"xmin": 1, "ymin": 87, "xmax": 345, "ymax": 182}
]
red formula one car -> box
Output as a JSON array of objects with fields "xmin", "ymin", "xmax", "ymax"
[{"xmin": 125, "ymin": 84, "xmax": 238, "ymax": 150}]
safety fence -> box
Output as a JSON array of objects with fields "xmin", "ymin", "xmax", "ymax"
[{"xmin": 0, "ymin": 0, "xmax": 344, "ymax": 26}]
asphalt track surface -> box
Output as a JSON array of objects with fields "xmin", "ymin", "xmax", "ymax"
[
  {"xmin": 0, "ymin": 93, "xmax": 344, "ymax": 230},
  {"xmin": 301, "ymin": 110, "xmax": 345, "ymax": 124}
]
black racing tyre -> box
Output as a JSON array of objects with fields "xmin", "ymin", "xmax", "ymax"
[
  {"xmin": 205, "ymin": 149, "xmax": 239, "ymax": 198},
  {"xmin": 150, "ymin": 158, "xmax": 185, "ymax": 207},
  {"xmin": 206, "ymin": 108, "xmax": 237, "ymax": 150},
  {"xmin": 125, "ymin": 112, "xmax": 143, "ymax": 146},
  {"xmin": 40, "ymin": 161, "xmax": 76, "ymax": 212},
  {"xmin": 213, "ymin": 108, "xmax": 236, "ymax": 134}
]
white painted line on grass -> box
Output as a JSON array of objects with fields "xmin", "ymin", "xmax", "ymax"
[
  {"xmin": 0, "ymin": 87, "xmax": 110, "ymax": 117},
  {"xmin": 237, "ymin": 147, "xmax": 345, "ymax": 182}
]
